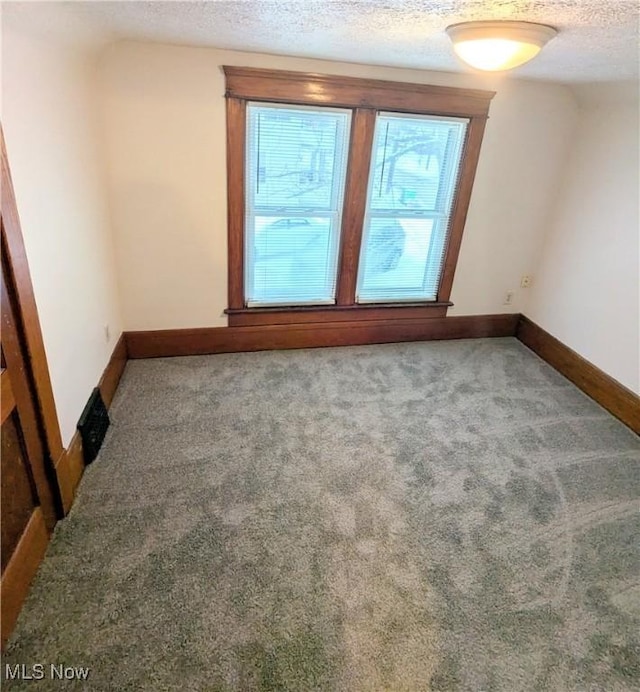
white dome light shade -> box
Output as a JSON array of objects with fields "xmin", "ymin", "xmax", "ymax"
[{"xmin": 446, "ymin": 21, "xmax": 558, "ymax": 72}]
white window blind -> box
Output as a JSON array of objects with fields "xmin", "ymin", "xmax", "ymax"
[
  {"xmin": 245, "ymin": 103, "xmax": 351, "ymax": 307},
  {"xmin": 356, "ymin": 113, "xmax": 468, "ymax": 303}
]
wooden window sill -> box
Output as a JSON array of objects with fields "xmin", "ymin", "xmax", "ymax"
[{"xmin": 226, "ymin": 302, "xmax": 452, "ymax": 327}]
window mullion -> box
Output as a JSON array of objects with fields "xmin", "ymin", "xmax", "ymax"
[{"xmin": 335, "ymin": 108, "xmax": 377, "ymax": 306}]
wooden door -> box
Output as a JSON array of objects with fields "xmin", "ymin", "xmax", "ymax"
[{"xmin": 0, "ymin": 138, "xmax": 61, "ymax": 648}]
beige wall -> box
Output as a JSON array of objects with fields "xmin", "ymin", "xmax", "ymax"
[
  {"xmin": 100, "ymin": 41, "xmax": 578, "ymax": 330},
  {"xmin": 1, "ymin": 26, "xmax": 123, "ymax": 446},
  {"xmin": 3, "ymin": 25, "xmax": 635, "ymax": 411},
  {"xmin": 526, "ymin": 84, "xmax": 640, "ymax": 393}
]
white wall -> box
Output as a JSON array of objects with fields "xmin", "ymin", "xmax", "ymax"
[
  {"xmin": 526, "ymin": 83, "xmax": 640, "ymax": 393},
  {"xmin": 1, "ymin": 25, "xmax": 123, "ymax": 446},
  {"xmin": 100, "ymin": 41, "xmax": 578, "ymax": 330}
]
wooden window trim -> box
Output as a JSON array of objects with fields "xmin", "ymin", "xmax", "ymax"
[
  {"xmin": 227, "ymin": 303, "xmax": 451, "ymax": 327},
  {"xmin": 223, "ymin": 66, "xmax": 494, "ymax": 117},
  {"xmin": 226, "ymin": 97, "xmax": 246, "ymax": 310},
  {"xmin": 224, "ymin": 66, "xmax": 495, "ymax": 326}
]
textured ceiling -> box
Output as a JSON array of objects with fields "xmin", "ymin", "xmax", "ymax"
[{"xmin": 4, "ymin": 1, "xmax": 640, "ymax": 82}]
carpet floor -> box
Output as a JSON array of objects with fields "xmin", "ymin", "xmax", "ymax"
[{"xmin": 3, "ymin": 338, "xmax": 639, "ymax": 691}]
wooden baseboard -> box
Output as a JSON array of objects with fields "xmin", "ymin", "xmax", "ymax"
[
  {"xmin": 99, "ymin": 333, "xmax": 128, "ymax": 408},
  {"xmin": 517, "ymin": 315, "xmax": 640, "ymax": 434},
  {"xmin": 125, "ymin": 313, "xmax": 520, "ymax": 359},
  {"xmin": 0, "ymin": 508, "xmax": 49, "ymax": 648},
  {"xmin": 55, "ymin": 334, "xmax": 128, "ymax": 515},
  {"xmin": 54, "ymin": 434, "xmax": 84, "ymax": 516}
]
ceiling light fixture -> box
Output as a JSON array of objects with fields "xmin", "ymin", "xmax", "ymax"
[{"xmin": 446, "ymin": 21, "xmax": 557, "ymax": 72}]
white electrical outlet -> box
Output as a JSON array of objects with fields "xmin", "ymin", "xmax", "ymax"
[
  {"xmin": 503, "ymin": 290, "xmax": 515, "ymax": 306},
  {"xmin": 104, "ymin": 324, "xmax": 110, "ymax": 342},
  {"xmin": 520, "ymin": 275, "xmax": 532, "ymax": 288}
]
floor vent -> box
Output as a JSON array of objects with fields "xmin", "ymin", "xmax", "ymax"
[{"xmin": 77, "ymin": 388, "xmax": 110, "ymax": 464}]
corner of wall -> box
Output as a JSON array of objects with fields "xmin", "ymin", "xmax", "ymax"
[
  {"xmin": 524, "ymin": 84, "xmax": 640, "ymax": 393},
  {"xmin": 1, "ymin": 22, "xmax": 126, "ymax": 445}
]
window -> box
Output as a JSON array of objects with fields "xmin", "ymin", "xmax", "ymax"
[
  {"xmin": 357, "ymin": 113, "xmax": 467, "ymax": 303},
  {"xmin": 245, "ymin": 104, "xmax": 351, "ymax": 306},
  {"xmin": 224, "ymin": 67, "xmax": 495, "ymax": 326}
]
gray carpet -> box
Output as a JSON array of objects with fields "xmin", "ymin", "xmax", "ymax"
[{"xmin": 3, "ymin": 338, "xmax": 640, "ymax": 691}]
